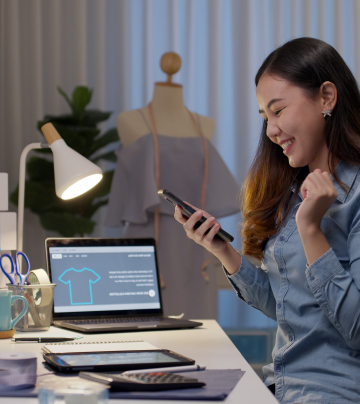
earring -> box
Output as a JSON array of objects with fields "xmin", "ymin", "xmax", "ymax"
[{"xmin": 322, "ymin": 110, "xmax": 332, "ymax": 118}]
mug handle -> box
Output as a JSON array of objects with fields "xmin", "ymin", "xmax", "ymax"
[{"xmin": 10, "ymin": 295, "xmax": 29, "ymax": 329}]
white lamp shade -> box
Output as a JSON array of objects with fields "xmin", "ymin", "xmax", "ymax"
[{"xmin": 51, "ymin": 139, "xmax": 103, "ymax": 200}]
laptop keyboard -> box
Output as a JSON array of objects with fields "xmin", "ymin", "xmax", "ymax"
[{"xmin": 66, "ymin": 317, "xmax": 163, "ymax": 325}]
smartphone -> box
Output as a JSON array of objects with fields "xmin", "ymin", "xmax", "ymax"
[
  {"xmin": 158, "ymin": 189, "xmax": 234, "ymax": 243},
  {"xmin": 43, "ymin": 349, "xmax": 195, "ymax": 374}
]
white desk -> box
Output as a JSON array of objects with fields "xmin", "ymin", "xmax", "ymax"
[{"xmin": 0, "ymin": 320, "xmax": 279, "ymax": 403}]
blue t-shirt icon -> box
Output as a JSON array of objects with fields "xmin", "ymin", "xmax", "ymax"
[{"xmin": 58, "ymin": 268, "xmax": 101, "ymax": 305}]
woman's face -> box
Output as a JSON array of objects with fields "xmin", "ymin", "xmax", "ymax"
[{"xmin": 256, "ymin": 73, "xmax": 328, "ymax": 172}]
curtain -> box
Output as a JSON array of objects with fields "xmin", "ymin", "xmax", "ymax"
[{"xmin": 1, "ymin": 0, "xmax": 360, "ymax": 325}]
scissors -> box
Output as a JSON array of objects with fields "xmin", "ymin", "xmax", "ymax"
[{"xmin": 0, "ymin": 251, "xmax": 31, "ymax": 285}]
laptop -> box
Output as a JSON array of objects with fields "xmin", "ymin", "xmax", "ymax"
[{"xmin": 45, "ymin": 237, "xmax": 202, "ymax": 333}]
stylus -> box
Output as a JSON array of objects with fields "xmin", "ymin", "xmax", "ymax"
[{"xmin": 122, "ymin": 364, "xmax": 206, "ymax": 374}]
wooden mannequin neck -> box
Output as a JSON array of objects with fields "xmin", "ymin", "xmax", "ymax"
[{"xmin": 151, "ymin": 83, "xmax": 185, "ymax": 112}]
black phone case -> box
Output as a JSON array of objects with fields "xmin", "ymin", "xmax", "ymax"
[{"xmin": 158, "ymin": 189, "xmax": 234, "ymax": 242}]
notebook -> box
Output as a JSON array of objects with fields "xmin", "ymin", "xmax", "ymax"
[
  {"xmin": 45, "ymin": 237, "xmax": 202, "ymax": 333},
  {"xmin": 42, "ymin": 340, "xmax": 159, "ymax": 354}
]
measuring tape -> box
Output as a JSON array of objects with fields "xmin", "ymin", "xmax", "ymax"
[{"xmin": 27, "ymin": 269, "xmax": 52, "ymax": 306}]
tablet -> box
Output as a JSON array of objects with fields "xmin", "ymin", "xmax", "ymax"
[{"xmin": 43, "ymin": 349, "xmax": 195, "ymax": 373}]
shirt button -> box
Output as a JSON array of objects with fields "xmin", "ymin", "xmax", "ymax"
[
  {"xmin": 310, "ymin": 276, "xmax": 315, "ymax": 281},
  {"xmin": 277, "ymin": 303, "xmax": 282, "ymax": 309},
  {"xmin": 279, "ymin": 236, "xmax": 285, "ymax": 241},
  {"xmin": 279, "ymin": 267, "xmax": 284, "ymax": 274},
  {"xmin": 289, "ymin": 335, "xmax": 293, "ymax": 342},
  {"xmin": 275, "ymin": 366, "xmax": 281, "ymax": 372}
]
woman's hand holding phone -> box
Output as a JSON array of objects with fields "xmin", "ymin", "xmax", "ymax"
[
  {"xmin": 174, "ymin": 203, "xmax": 242, "ymax": 275},
  {"xmin": 174, "ymin": 203, "xmax": 229, "ymax": 256},
  {"xmin": 158, "ymin": 189, "xmax": 241, "ymax": 274}
]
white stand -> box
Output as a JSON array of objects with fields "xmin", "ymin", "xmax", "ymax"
[
  {"xmin": 0, "ymin": 173, "xmax": 17, "ymax": 288},
  {"xmin": 17, "ymin": 142, "xmax": 49, "ymax": 252}
]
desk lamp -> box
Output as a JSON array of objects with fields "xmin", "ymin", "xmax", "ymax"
[{"xmin": 17, "ymin": 122, "xmax": 103, "ymax": 252}]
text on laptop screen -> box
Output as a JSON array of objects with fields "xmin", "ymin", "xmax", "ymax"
[{"xmin": 49, "ymin": 245, "xmax": 161, "ymax": 313}]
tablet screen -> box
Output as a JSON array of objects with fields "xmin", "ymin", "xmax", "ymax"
[{"xmin": 55, "ymin": 351, "xmax": 182, "ymax": 366}]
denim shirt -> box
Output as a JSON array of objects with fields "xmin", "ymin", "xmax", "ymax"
[{"xmin": 226, "ymin": 161, "xmax": 360, "ymax": 404}]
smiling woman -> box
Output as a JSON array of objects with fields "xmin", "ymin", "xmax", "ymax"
[
  {"xmin": 243, "ymin": 37, "xmax": 360, "ymax": 260},
  {"xmin": 256, "ymin": 76, "xmax": 334, "ymax": 171},
  {"xmin": 173, "ymin": 37, "xmax": 360, "ymax": 404}
]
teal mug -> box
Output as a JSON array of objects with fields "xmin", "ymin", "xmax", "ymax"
[{"xmin": 0, "ymin": 290, "xmax": 28, "ymax": 331}]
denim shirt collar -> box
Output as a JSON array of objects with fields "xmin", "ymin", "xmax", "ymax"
[
  {"xmin": 332, "ymin": 160, "xmax": 360, "ymax": 203},
  {"xmin": 292, "ymin": 161, "xmax": 360, "ymax": 203}
]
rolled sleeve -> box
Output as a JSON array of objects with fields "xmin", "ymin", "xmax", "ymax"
[
  {"xmin": 305, "ymin": 248, "xmax": 343, "ymax": 291},
  {"xmin": 225, "ymin": 255, "xmax": 256, "ymax": 286},
  {"xmin": 306, "ymin": 247, "xmax": 360, "ymax": 348},
  {"xmin": 223, "ymin": 256, "xmax": 277, "ymax": 320}
]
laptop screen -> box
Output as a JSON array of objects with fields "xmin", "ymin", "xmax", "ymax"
[{"xmin": 46, "ymin": 238, "xmax": 162, "ymax": 318}]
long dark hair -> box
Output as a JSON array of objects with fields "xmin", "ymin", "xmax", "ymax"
[{"xmin": 241, "ymin": 37, "xmax": 360, "ymax": 259}]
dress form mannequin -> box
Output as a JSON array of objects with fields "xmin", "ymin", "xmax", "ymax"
[
  {"xmin": 117, "ymin": 52, "xmax": 214, "ymax": 147},
  {"xmin": 106, "ymin": 52, "xmax": 240, "ymax": 318}
]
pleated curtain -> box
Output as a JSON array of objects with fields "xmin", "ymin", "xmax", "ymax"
[{"xmin": 1, "ymin": 0, "xmax": 360, "ymax": 325}]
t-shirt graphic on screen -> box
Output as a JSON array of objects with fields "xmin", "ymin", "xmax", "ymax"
[{"xmin": 58, "ymin": 268, "xmax": 101, "ymax": 305}]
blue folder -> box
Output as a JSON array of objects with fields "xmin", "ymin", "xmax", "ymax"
[{"xmin": 0, "ymin": 369, "xmax": 245, "ymax": 401}]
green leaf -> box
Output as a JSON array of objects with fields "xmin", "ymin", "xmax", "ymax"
[
  {"xmin": 39, "ymin": 110, "xmax": 112, "ymax": 129},
  {"xmin": 52, "ymin": 197, "xmax": 90, "ymax": 215},
  {"xmin": 38, "ymin": 120, "xmax": 101, "ymax": 149},
  {"xmin": 57, "ymin": 86, "xmax": 73, "ymax": 111},
  {"xmin": 9, "ymin": 186, "xmax": 19, "ymax": 206},
  {"xmin": 72, "ymin": 126, "xmax": 100, "ymax": 140},
  {"xmin": 27, "ymin": 157, "xmax": 54, "ymax": 182},
  {"xmin": 88, "ymin": 127, "xmax": 119, "ymax": 156},
  {"xmin": 81, "ymin": 110, "xmax": 112, "ymax": 126},
  {"xmin": 39, "ymin": 212, "xmax": 95, "ymax": 237},
  {"xmin": 38, "ymin": 115, "xmax": 79, "ymax": 129},
  {"xmin": 72, "ymin": 86, "xmax": 93, "ymax": 120},
  {"xmin": 32, "ymin": 148, "xmax": 52, "ymax": 155},
  {"xmin": 23, "ymin": 181, "xmax": 58, "ymax": 212},
  {"xmin": 50, "ymin": 123, "xmax": 89, "ymax": 155},
  {"xmin": 84, "ymin": 199, "xmax": 109, "ymax": 219},
  {"xmin": 93, "ymin": 150, "xmax": 118, "ymax": 163}
]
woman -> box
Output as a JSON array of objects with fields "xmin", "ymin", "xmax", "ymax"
[{"xmin": 174, "ymin": 37, "xmax": 360, "ymax": 404}]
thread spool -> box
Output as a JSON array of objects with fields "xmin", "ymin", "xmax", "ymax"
[{"xmin": 0, "ymin": 352, "xmax": 37, "ymax": 391}]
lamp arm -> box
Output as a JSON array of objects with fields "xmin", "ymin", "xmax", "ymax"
[{"xmin": 17, "ymin": 142, "xmax": 50, "ymax": 252}]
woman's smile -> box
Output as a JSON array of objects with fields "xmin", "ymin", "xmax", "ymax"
[{"xmin": 280, "ymin": 138, "xmax": 294, "ymax": 153}]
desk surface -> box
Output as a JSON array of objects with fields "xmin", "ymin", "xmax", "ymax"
[{"xmin": 0, "ymin": 320, "xmax": 278, "ymax": 404}]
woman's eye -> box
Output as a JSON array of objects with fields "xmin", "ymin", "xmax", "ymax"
[{"xmin": 275, "ymin": 107, "xmax": 285, "ymax": 115}]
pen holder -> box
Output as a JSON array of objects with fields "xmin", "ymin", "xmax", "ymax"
[{"xmin": 7, "ymin": 284, "xmax": 56, "ymax": 331}]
